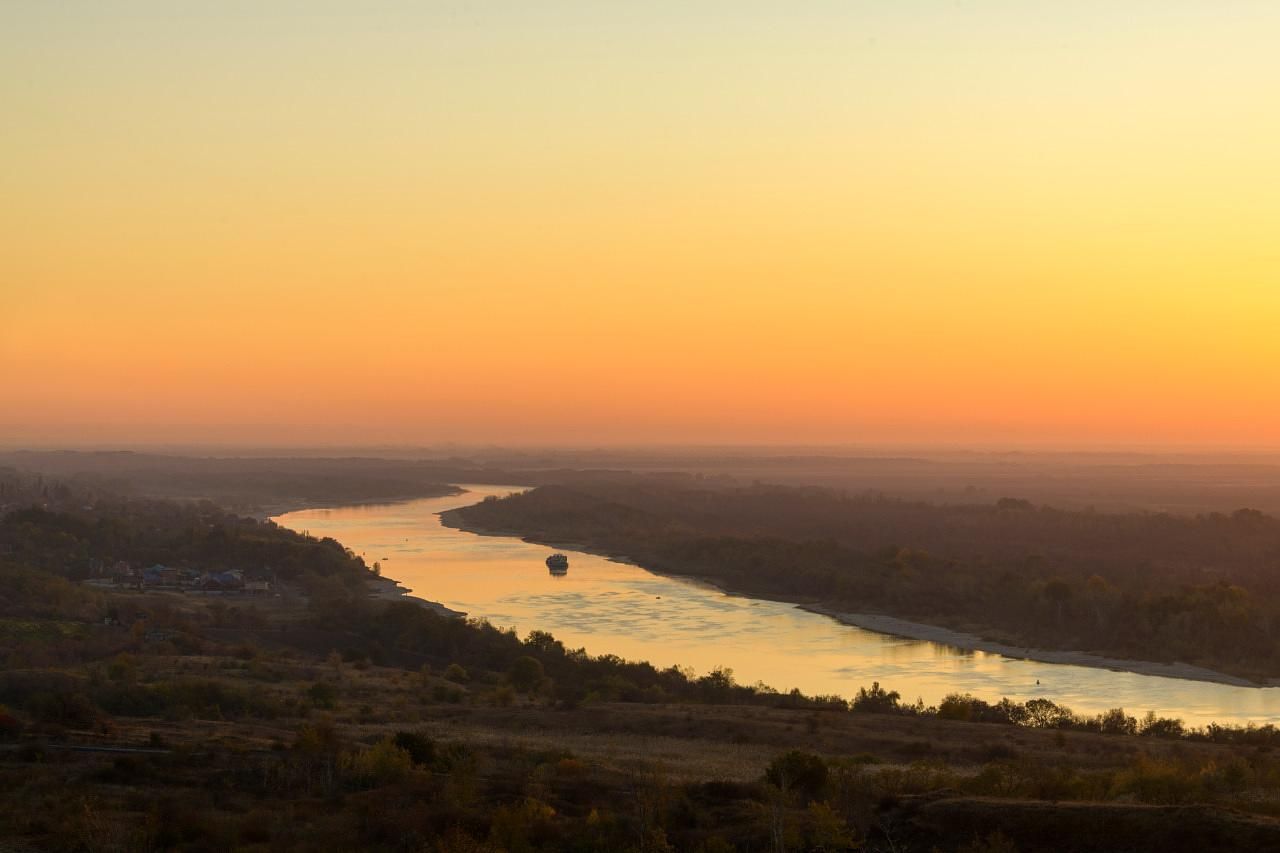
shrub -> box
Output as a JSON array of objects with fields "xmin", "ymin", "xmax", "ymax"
[
  {"xmin": 937, "ymin": 693, "xmax": 976, "ymax": 721},
  {"xmin": 307, "ymin": 681, "xmax": 338, "ymax": 710},
  {"xmin": 1139, "ymin": 711, "xmax": 1186, "ymax": 738},
  {"xmin": 488, "ymin": 798, "xmax": 558, "ymax": 852},
  {"xmin": 959, "ymin": 830, "xmax": 1019, "ymax": 853},
  {"xmin": 1098, "ymin": 707, "xmax": 1138, "ymax": 736},
  {"xmin": 765, "ymin": 750, "xmax": 829, "ymax": 802},
  {"xmin": 154, "ymin": 679, "xmax": 279, "ymax": 719},
  {"xmin": 852, "ymin": 682, "xmax": 901, "ymax": 714},
  {"xmin": 294, "ymin": 716, "xmax": 342, "ymax": 758},
  {"xmin": 94, "ymin": 683, "xmax": 167, "ymax": 717},
  {"xmin": 433, "ymin": 741, "xmax": 476, "ymax": 774},
  {"xmin": 392, "ymin": 730, "xmax": 435, "ymax": 766},
  {"xmin": 937, "ymin": 694, "xmax": 1028, "ymax": 726},
  {"xmin": 432, "ymin": 684, "xmax": 464, "ymax": 703},
  {"xmin": 346, "ymin": 738, "xmax": 413, "ymax": 788},
  {"xmin": 106, "ymin": 654, "xmax": 137, "ymax": 684},
  {"xmin": 0, "ymin": 705, "xmax": 23, "ymax": 739},
  {"xmin": 27, "ymin": 690, "xmax": 100, "ymax": 728},
  {"xmin": 1111, "ymin": 756, "xmax": 1202, "ymax": 804},
  {"xmin": 805, "ymin": 801, "xmax": 856, "ymax": 850},
  {"xmin": 508, "ymin": 656, "xmax": 544, "ymax": 693}
]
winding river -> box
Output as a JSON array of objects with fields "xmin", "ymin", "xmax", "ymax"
[{"xmin": 274, "ymin": 485, "xmax": 1280, "ymax": 728}]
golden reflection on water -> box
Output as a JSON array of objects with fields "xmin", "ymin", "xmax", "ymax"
[{"xmin": 275, "ymin": 485, "xmax": 1280, "ymax": 728}]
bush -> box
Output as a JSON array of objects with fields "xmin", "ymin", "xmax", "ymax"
[
  {"xmin": 488, "ymin": 798, "xmax": 558, "ymax": 851},
  {"xmin": 938, "ymin": 693, "xmax": 1027, "ymax": 725},
  {"xmin": 1111, "ymin": 756, "xmax": 1202, "ymax": 804},
  {"xmin": 1098, "ymin": 708, "xmax": 1138, "ymax": 736},
  {"xmin": 346, "ymin": 738, "xmax": 413, "ymax": 788},
  {"xmin": 107, "ymin": 654, "xmax": 138, "ymax": 684},
  {"xmin": 938, "ymin": 693, "xmax": 976, "ymax": 721},
  {"xmin": 94, "ymin": 683, "xmax": 167, "ymax": 717},
  {"xmin": 0, "ymin": 705, "xmax": 23, "ymax": 739},
  {"xmin": 508, "ymin": 656, "xmax": 544, "ymax": 693},
  {"xmin": 1139, "ymin": 711, "xmax": 1186, "ymax": 738},
  {"xmin": 307, "ymin": 681, "xmax": 338, "ymax": 710},
  {"xmin": 765, "ymin": 750, "xmax": 829, "ymax": 802},
  {"xmin": 155, "ymin": 679, "xmax": 279, "ymax": 719},
  {"xmin": 392, "ymin": 730, "xmax": 435, "ymax": 766},
  {"xmin": 27, "ymin": 690, "xmax": 100, "ymax": 728},
  {"xmin": 852, "ymin": 682, "xmax": 901, "ymax": 714}
]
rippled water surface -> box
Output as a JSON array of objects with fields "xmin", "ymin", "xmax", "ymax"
[{"xmin": 275, "ymin": 485, "xmax": 1280, "ymax": 727}]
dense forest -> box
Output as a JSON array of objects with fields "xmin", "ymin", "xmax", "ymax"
[
  {"xmin": 448, "ymin": 481, "xmax": 1280, "ymax": 681},
  {"xmin": 0, "ymin": 450, "xmax": 672, "ymax": 516},
  {"xmin": 0, "ymin": 467, "xmax": 374, "ymax": 599},
  {"xmin": 0, "ymin": 453, "xmax": 469, "ymax": 514}
]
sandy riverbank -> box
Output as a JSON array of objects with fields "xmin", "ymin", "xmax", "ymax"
[
  {"xmin": 365, "ymin": 574, "xmax": 467, "ymax": 618},
  {"xmin": 800, "ymin": 605, "xmax": 1274, "ymax": 688}
]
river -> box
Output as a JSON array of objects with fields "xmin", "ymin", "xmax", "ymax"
[{"xmin": 273, "ymin": 484, "xmax": 1280, "ymax": 728}]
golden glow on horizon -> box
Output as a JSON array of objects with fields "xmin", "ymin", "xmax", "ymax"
[{"xmin": 3, "ymin": 2, "xmax": 1279, "ymax": 446}]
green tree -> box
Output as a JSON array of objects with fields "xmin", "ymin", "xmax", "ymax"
[
  {"xmin": 307, "ymin": 681, "xmax": 337, "ymax": 709},
  {"xmin": 347, "ymin": 737, "xmax": 412, "ymax": 788},
  {"xmin": 852, "ymin": 682, "xmax": 901, "ymax": 714},
  {"xmin": 1098, "ymin": 707, "xmax": 1137, "ymax": 735},
  {"xmin": 392, "ymin": 730, "xmax": 435, "ymax": 766},
  {"xmin": 1024, "ymin": 698, "xmax": 1073, "ymax": 728},
  {"xmin": 508, "ymin": 656, "xmax": 544, "ymax": 693},
  {"xmin": 1043, "ymin": 579, "xmax": 1073, "ymax": 625},
  {"xmin": 765, "ymin": 750, "xmax": 829, "ymax": 803}
]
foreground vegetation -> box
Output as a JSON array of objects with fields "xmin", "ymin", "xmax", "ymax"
[
  {"xmin": 8, "ymin": 582, "xmax": 1280, "ymax": 852},
  {"xmin": 6, "ymin": 468, "xmax": 1280, "ymax": 851},
  {"xmin": 448, "ymin": 481, "xmax": 1280, "ymax": 681}
]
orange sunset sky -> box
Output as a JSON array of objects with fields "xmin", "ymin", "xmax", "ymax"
[{"xmin": 3, "ymin": 2, "xmax": 1279, "ymax": 448}]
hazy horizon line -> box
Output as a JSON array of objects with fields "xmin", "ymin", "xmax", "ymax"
[{"xmin": 5, "ymin": 438, "xmax": 1280, "ymax": 460}]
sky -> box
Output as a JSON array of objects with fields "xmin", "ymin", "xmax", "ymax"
[{"xmin": 3, "ymin": 2, "xmax": 1279, "ymax": 448}]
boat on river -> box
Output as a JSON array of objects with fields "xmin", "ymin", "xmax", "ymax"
[{"xmin": 546, "ymin": 553, "xmax": 569, "ymax": 574}]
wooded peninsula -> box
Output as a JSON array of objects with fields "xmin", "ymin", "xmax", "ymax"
[{"xmin": 446, "ymin": 480, "xmax": 1280, "ymax": 683}]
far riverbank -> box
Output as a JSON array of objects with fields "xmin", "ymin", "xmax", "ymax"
[
  {"xmin": 251, "ymin": 485, "xmax": 462, "ymax": 522},
  {"xmin": 440, "ymin": 508, "xmax": 1274, "ymax": 690}
]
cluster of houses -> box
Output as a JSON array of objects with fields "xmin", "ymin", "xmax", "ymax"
[{"xmin": 100, "ymin": 561, "xmax": 275, "ymax": 595}]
